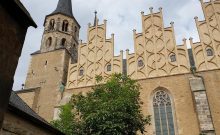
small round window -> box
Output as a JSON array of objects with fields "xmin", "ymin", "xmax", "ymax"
[
  {"xmin": 170, "ymin": 54, "xmax": 176, "ymax": 62},
  {"xmin": 138, "ymin": 59, "xmax": 144, "ymax": 67},
  {"xmin": 206, "ymin": 48, "xmax": 214, "ymax": 56}
]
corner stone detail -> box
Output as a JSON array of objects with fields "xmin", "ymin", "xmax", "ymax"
[{"xmin": 189, "ymin": 77, "xmax": 215, "ymax": 134}]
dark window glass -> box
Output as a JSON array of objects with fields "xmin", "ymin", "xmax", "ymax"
[
  {"xmin": 62, "ymin": 20, "xmax": 68, "ymax": 32},
  {"xmin": 153, "ymin": 90, "xmax": 175, "ymax": 135},
  {"xmin": 61, "ymin": 38, "xmax": 66, "ymax": 46}
]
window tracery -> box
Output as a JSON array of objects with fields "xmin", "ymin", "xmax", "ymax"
[{"xmin": 153, "ymin": 90, "xmax": 175, "ymax": 135}]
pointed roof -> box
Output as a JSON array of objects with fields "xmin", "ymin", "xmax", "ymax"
[
  {"xmin": 51, "ymin": 0, "xmax": 73, "ymax": 17},
  {"xmin": 46, "ymin": 0, "xmax": 80, "ymax": 28}
]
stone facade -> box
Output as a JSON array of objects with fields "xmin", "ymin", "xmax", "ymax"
[
  {"xmin": 126, "ymin": 8, "xmax": 190, "ymax": 79},
  {"xmin": 0, "ymin": 0, "xmax": 37, "ymax": 128},
  {"xmin": 190, "ymin": 0, "xmax": 220, "ymax": 71},
  {"xmin": 67, "ymin": 18, "xmax": 123, "ymax": 88},
  {"xmin": 17, "ymin": 0, "xmax": 220, "ymax": 135}
]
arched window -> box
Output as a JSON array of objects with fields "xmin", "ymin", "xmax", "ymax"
[
  {"xmin": 170, "ymin": 54, "xmax": 176, "ymax": 62},
  {"xmin": 49, "ymin": 19, "xmax": 55, "ymax": 30},
  {"xmin": 62, "ymin": 20, "xmax": 68, "ymax": 32},
  {"xmin": 61, "ymin": 38, "xmax": 66, "ymax": 46},
  {"xmin": 46, "ymin": 37, "xmax": 52, "ymax": 47},
  {"xmin": 107, "ymin": 64, "xmax": 111, "ymax": 71},
  {"xmin": 79, "ymin": 67, "xmax": 84, "ymax": 76},
  {"xmin": 153, "ymin": 90, "xmax": 175, "ymax": 135},
  {"xmin": 206, "ymin": 48, "xmax": 213, "ymax": 56},
  {"xmin": 138, "ymin": 59, "xmax": 144, "ymax": 67}
]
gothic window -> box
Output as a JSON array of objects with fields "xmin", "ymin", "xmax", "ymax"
[
  {"xmin": 138, "ymin": 59, "xmax": 144, "ymax": 67},
  {"xmin": 206, "ymin": 48, "xmax": 213, "ymax": 56},
  {"xmin": 153, "ymin": 90, "xmax": 175, "ymax": 135},
  {"xmin": 62, "ymin": 20, "xmax": 68, "ymax": 32},
  {"xmin": 79, "ymin": 67, "xmax": 84, "ymax": 76},
  {"xmin": 107, "ymin": 64, "xmax": 111, "ymax": 72},
  {"xmin": 46, "ymin": 37, "xmax": 52, "ymax": 47},
  {"xmin": 49, "ymin": 19, "xmax": 55, "ymax": 30},
  {"xmin": 170, "ymin": 54, "xmax": 176, "ymax": 62},
  {"xmin": 61, "ymin": 38, "xmax": 66, "ymax": 46}
]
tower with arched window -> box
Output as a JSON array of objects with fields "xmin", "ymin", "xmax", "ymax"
[{"xmin": 23, "ymin": 0, "xmax": 80, "ymax": 121}]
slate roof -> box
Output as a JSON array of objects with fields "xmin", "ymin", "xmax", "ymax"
[
  {"xmin": 8, "ymin": 91, "xmax": 64, "ymax": 134},
  {"xmin": 9, "ymin": 91, "xmax": 46, "ymax": 122},
  {"xmin": 50, "ymin": 0, "xmax": 73, "ymax": 18},
  {"xmin": 0, "ymin": 0, "xmax": 37, "ymax": 28},
  {"xmin": 46, "ymin": 0, "xmax": 80, "ymax": 28}
]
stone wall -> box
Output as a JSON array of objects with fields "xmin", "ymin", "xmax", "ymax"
[
  {"xmin": 66, "ymin": 19, "xmax": 123, "ymax": 89},
  {"xmin": 0, "ymin": 3, "xmax": 29, "ymax": 127},
  {"xmin": 126, "ymin": 8, "xmax": 190, "ymax": 80},
  {"xmin": 22, "ymin": 49, "xmax": 71, "ymax": 121},
  {"xmin": 1, "ymin": 111, "xmax": 54, "ymax": 135}
]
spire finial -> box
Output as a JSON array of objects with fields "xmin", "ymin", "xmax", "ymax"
[{"xmin": 94, "ymin": 10, "xmax": 98, "ymax": 26}]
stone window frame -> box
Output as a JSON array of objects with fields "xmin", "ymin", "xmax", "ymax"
[
  {"xmin": 170, "ymin": 53, "xmax": 176, "ymax": 62},
  {"xmin": 206, "ymin": 48, "xmax": 214, "ymax": 56},
  {"xmin": 138, "ymin": 59, "xmax": 144, "ymax": 67},
  {"xmin": 151, "ymin": 88, "xmax": 177, "ymax": 135},
  {"xmin": 106, "ymin": 63, "xmax": 111, "ymax": 72},
  {"xmin": 49, "ymin": 19, "xmax": 55, "ymax": 30},
  {"xmin": 79, "ymin": 67, "xmax": 84, "ymax": 76},
  {"xmin": 46, "ymin": 37, "xmax": 52, "ymax": 48},
  {"xmin": 61, "ymin": 38, "xmax": 66, "ymax": 46},
  {"xmin": 62, "ymin": 20, "xmax": 69, "ymax": 32}
]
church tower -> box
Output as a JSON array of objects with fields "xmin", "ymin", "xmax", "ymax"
[{"xmin": 23, "ymin": 0, "xmax": 80, "ymax": 121}]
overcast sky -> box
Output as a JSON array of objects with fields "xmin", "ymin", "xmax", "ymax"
[{"xmin": 13, "ymin": 0, "xmax": 206, "ymax": 90}]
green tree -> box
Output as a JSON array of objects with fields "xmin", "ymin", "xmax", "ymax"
[
  {"xmin": 51, "ymin": 103, "xmax": 82, "ymax": 135},
  {"xmin": 52, "ymin": 73, "xmax": 151, "ymax": 135}
]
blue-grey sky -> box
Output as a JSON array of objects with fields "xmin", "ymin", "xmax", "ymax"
[{"xmin": 13, "ymin": 0, "xmax": 206, "ymax": 90}]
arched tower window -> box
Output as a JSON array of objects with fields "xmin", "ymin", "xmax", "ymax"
[
  {"xmin": 49, "ymin": 19, "xmax": 55, "ymax": 30},
  {"xmin": 46, "ymin": 37, "xmax": 52, "ymax": 47},
  {"xmin": 153, "ymin": 90, "xmax": 175, "ymax": 135},
  {"xmin": 62, "ymin": 20, "xmax": 68, "ymax": 32},
  {"xmin": 61, "ymin": 38, "xmax": 66, "ymax": 46},
  {"xmin": 206, "ymin": 48, "xmax": 213, "ymax": 56},
  {"xmin": 170, "ymin": 54, "xmax": 176, "ymax": 62}
]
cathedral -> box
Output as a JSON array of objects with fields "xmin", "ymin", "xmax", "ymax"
[{"xmin": 16, "ymin": 0, "xmax": 220, "ymax": 134}]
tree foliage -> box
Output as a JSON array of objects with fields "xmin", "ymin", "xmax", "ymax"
[{"xmin": 52, "ymin": 73, "xmax": 151, "ymax": 135}]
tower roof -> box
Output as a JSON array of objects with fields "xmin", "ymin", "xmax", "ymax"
[
  {"xmin": 46, "ymin": 0, "xmax": 80, "ymax": 28},
  {"xmin": 50, "ymin": 0, "xmax": 73, "ymax": 17}
]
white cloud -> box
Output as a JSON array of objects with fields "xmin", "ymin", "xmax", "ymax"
[{"xmin": 13, "ymin": 0, "xmax": 205, "ymax": 90}]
